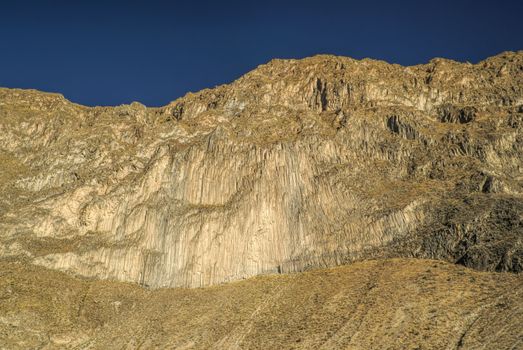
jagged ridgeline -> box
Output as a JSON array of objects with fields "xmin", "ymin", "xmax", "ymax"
[{"xmin": 0, "ymin": 51, "xmax": 522, "ymax": 288}]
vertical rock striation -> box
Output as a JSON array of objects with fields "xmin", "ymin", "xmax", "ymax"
[{"xmin": 0, "ymin": 51, "xmax": 522, "ymax": 287}]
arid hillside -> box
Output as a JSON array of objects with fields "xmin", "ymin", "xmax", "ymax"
[
  {"xmin": 1, "ymin": 51, "xmax": 523, "ymax": 349},
  {"xmin": 1, "ymin": 259, "xmax": 521, "ymax": 349}
]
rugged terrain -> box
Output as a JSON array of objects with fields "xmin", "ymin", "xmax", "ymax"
[
  {"xmin": 0, "ymin": 51, "xmax": 522, "ymax": 348},
  {"xmin": 1, "ymin": 51, "xmax": 522, "ymax": 288},
  {"xmin": 1, "ymin": 259, "xmax": 522, "ymax": 349}
]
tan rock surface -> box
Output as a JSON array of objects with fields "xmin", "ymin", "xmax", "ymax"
[{"xmin": 1, "ymin": 51, "xmax": 523, "ymax": 288}]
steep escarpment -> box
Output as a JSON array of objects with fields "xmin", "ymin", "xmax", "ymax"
[{"xmin": 0, "ymin": 51, "xmax": 522, "ymax": 288}]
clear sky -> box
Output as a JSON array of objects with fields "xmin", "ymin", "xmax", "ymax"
[{"xmin": 1, "ymin": 0, "xmax": 521, "ymax": 107}]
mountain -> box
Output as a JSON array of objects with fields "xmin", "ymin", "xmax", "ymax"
[
  {"xmin": 1, "ymin": 51, "xmax": 522, "ymax": 288},
  {"xmin": 0, "ymin": 51, "xmax": 522, "ymax": 348}
]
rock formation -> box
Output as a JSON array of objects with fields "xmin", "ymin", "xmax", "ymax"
[{"xmin": 1, "ymin": 51, "xmax": 522, "ymax": 288}]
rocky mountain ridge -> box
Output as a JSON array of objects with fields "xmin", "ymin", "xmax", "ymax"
[{"xmin": 1, "ymin": 51, "xmax": 522, "ymax": 288}]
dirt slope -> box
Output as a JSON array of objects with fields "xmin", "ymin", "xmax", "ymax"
[{"xmin": 1, "ymin": 259, "xmax": 521, "ymax": 349}]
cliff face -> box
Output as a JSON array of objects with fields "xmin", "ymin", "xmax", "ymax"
[{"xmin": 1, "ymin": 52, "xmax": 522, "ymax": 288}]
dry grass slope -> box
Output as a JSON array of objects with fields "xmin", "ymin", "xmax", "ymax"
[{"xmin": 0, "ymin": 258, "xmax": 521, "ymax": 349}]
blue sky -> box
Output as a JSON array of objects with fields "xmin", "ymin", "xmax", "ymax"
[{"xmin": 0, "ymin": 0, "xmax": 521, "ymax": 106}]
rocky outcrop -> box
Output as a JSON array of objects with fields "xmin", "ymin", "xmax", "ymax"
[{"xmin": 0, "ymin": 51, "xmax": 522, "ymax": 287}]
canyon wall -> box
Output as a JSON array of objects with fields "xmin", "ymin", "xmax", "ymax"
[{"xmin": 1, "ymin": 51, "xmax": 522, "ymax": 287}]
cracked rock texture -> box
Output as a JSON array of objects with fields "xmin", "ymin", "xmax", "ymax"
[{"xmin": 1, "ymin": 51, "xmax": 523, "ymax": 288}]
